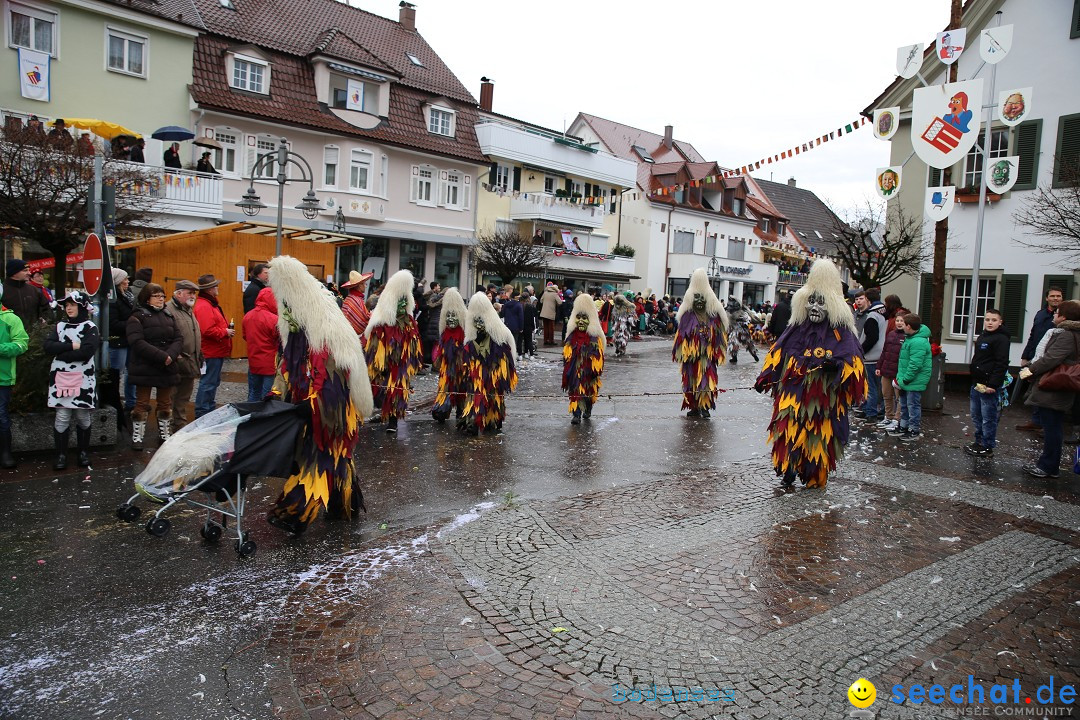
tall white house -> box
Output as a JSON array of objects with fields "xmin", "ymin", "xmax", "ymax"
[{"xmin": 868, "ymin": 0, "xmax": 1080, "ymax": 366}]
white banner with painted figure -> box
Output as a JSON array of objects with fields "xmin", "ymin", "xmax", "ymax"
[
  {"xmin": 896, "ymin": 43, "xmax": 924, "ymax": 79},
  {"xmin": 998, "ymin": 87, "xmax": 1032, "ymax": 127},
  {"xmin": 980, "ymin": 25, "xmax": 1012, "ymax": 64},
  {"xmin": 936, "ymin": 28, "xmax": 966, "ymax": 65},
  {"xmin": 873, "ymin": 107, "xmax": 900, "ymax": 141},
  {"xmin": 924, "ymin": 186, "xmax": 955, "ymax": 221},
  {"xmin": 911, "ymin": 79, "xmax": 983, "ymax": 169},
  {"xmin": 346, "ymin": 79, "xmax": 364, "ymax": 111},
  {"xmin": 986, "ymin": 156, "xmax": 1020, "ymax": 194},
  {"xmin": 18, "ymin": 48, "xmax": 50, "ymax": 102},
  {"xmin": 875, "ymin": 166, "xmax": 902, "ymax": 199}
]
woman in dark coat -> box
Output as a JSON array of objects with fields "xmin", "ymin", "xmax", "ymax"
[
  {"xmin": 1020, "ymin": 300, "xmax": 1080, "ymax": 479},
  {"xmin": 125, "ymin": 283, "xmax": 182, "ymax": 450}
]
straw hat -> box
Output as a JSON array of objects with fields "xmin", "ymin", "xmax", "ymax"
[{"xmin": 341, "ymin": 270, "xmax": 374, "ymax": 289}]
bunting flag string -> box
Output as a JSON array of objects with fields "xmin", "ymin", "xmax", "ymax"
[
  {"xmin": 644, "ymin": 116, "xmax": 870, "ymax": 198},
  {"xmin": 481, "ymin": 183, "xmax": 607, "ymax": 216}
]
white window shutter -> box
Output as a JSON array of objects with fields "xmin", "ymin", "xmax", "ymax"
[
  {"xmin": 410, "ymin": 165, "xmax": 419, "ymax": 202},
  {"xmin": 438, "ymin": 174, "xmax": 448, "ymax": 207},
  {"xmin": 462, "ymin": 176, "xmax": 471, "ymax": 210}
]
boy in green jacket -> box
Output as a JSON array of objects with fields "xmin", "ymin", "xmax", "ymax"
[
  {"xmin": 0, "ymin": 300, "xmax": 30, "ymax": 468},
  {"xmin": 888, "ymin": 313, "xmax": 933, "ymax": 442}
]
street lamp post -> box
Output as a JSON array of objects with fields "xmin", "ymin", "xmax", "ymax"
[{"xmin": 235, "ymin": 137, "xmax": 322, "ymax": 257}]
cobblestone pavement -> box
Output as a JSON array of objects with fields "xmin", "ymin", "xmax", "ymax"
[{"xmin": 2, "ymin": 339, "xmax": 1078, "ymax": 719}]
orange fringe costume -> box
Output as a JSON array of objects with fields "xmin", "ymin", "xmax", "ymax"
[{"xmin": 672, "ymin": 312, "xmax": 728, "ymax": 412}]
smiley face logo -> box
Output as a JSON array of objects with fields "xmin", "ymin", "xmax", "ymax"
[{"xmin": 848, "ymin": 678, "xmax": 877, "ymax": 709}]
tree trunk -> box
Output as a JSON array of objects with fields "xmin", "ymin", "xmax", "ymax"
[
  {"xmin": 51, "ymin": 247, "xmax": 68, "ymax": 298},
  {"xmin": 930, "ymin": 0, "xmax": 964, "ymax": 344}
]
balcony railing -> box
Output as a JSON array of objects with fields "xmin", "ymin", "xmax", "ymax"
[
  {"xmin": 545, "ymin": 246, "xmax": 636, "ymax": 276},
  {"xmin": 509, "ymin": 192, "xmax": 606, "ymax": 229},
  {"xmin": 112, "ymin": 160, "xmax": 224, "ymax": 219},
  {"xmin": 777, "ymin": 270, "xmax": 808, "ymax": 287}
]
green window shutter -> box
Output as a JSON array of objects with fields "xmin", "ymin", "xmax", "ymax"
[
  {"xmin": 488, "ymin": 162, "xmax": 497, "ymax": 186},
  {"xmin": 999, "ymin": 274, "xmax": 1028, "ymax": 343},
  {"xmin": 919, "ymin": 272, "xmax": 934, "ymax": 323},
  {"xmin": 1013, "ymin": 120, "xmax": 1042, "ymax": 190},
  {"xmin": 928, "ymin": 166, "xmax": 942, "ymax": 187},
  {"xmin": 1072, "ymin": 0, "xmax": 1080, "ymax": 38},
  {"xmin": 1052, "ymin": 113, "xmax": 1080, "ymax": 188},
  {"xmin": 512, "ymin": 166, "xmax": 521, "ymax": 192},
  {"xmin": 1043, "ymin": 274, "xmax": 1076, "ymax": 300}
]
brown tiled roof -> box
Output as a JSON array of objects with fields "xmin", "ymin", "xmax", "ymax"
[
  {"xmin": 192, "ymin": 0, "xmax": 475, "ymax": 104},
  {"xmin": 576, "ymin": 113, "xmax": 706, "ymax": 163},
  {"xmin": 101, "ymin": 0, "xmax": 205, "ymax": 29},
  {"xmin": 746, "ymin": 196, "xmax": 789, "ymax": 222},
  {"xmin": 310, "ymin": 29, "xmax": 395, "ymax": 74},
  {"xmin": 190, "ymin": 35, "xmax": 486, "ymax": 164}
]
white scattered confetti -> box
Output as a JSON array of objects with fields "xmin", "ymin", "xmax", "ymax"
[
  {"xmin": 929, "ymin": 576, "xmax": 943, "ymax": 585},
  {"xmin": 997, "ymin": 650, "xmax": 1018, "ymax": 658},
  {"xmin": 940, "ymin": 537, "xmax": 961, "ymax": 542}
]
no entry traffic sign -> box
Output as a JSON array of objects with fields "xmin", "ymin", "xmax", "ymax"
[{"xmin": 82, "ymin": 232, "xmax": 104, "ymax": 296}]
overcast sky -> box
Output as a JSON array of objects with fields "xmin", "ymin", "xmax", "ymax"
[{"xmin": 356, "ymin": 0, "xmax": 952, "ymax": 215}]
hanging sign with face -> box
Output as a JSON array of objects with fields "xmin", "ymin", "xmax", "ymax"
[
  {"xmin": 985, "ymin": 156, "xmax": 1020, "ymax": 194},
  {"xmin": 997, "ymin": 87, "xmax": 1032, "ymax": 127},
  {"xmin": 875, "ymin": 166, "xmax": 902, "ymax": 199},
  {"xmin": 936, "ymin": 28, "xmax": 966, "ymax": 65},
  {"xmin": 911, "ymin": 79, "xmax": 984, "ymax": 169},
  {"xmin": 873, "ymin": 107, "xmax": 900, "ymax": 141}
]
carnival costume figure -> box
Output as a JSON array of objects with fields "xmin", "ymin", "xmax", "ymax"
[
  {"xmin": 754, "ymin": 259, "xmax": 867, "ymax": 489},
  {"xmin": 364, "ymin": 269, "xmax": 422, "ymax": 433},
  {"xmin": 44, "ymin": 291, "xmax": 99, "ymax": 470},
  {"xmin": 432, "ymin": 287, "xmax": 467, "ymax": 423},
  {"xmin": 265, "ymin": 256, "xmax": 375, "ymax": 534},
  {"xmin": 459, "ymin": 292, "xmax": 518, "ymax": 435},
  {"xmin": 672, "ymin": 268, "xmax": 729, "ymax": 418},
  {"xmin": 563, "ymin": 293, "xmax": 605, "ymax": 425},
  {"xmin": 725, "ymin": 297, "xmax": 760, "ymax": 364},
  {"xmin": 610, "ymin": 293, "xmax": 637, "ymax": 357}
]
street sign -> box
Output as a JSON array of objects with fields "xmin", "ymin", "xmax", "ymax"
[{"xmin": 82, "ymin": 232, "xmax": 104, "ymax": 296}]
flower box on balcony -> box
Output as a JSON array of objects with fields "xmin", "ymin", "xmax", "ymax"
[{"xmin": 955, "ymin": 189, "xmax": 1001, "ymax": 204}]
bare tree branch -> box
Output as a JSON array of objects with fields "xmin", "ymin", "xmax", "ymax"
[
  {"xmin": 0, "ymin": 127, "xmax": 157, "ymax": 295},
  {"xmin": 830, "ymin": 199, "xmax": 931, "ymax": 288},
  {"xmin": 1012, "ymin": 160, "xmax": 1080, "ymax": 268},
  {"xmin": 471, "ymin": 229, "xmax": 550, "ymax": 285}
]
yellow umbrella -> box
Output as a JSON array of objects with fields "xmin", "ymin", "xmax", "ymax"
[{"xmin": 48, "ymin": 118, "xmax": 141, "ymax": 140}]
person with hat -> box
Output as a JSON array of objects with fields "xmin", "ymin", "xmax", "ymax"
[
  {"xmin": 242, "ymin": 287, "xmax": 279, "ymax": 402},
  {"xmin": 28, "ymin": 269, "xmax": 54, "ymax": 307},
  {"xmin": 192, "ymin": 274, "xmax": 233, "ymax": 418},
  {"xmin": 126, "ymin": 283, "xmax": 181, "ymax": 450},
  {"xmin": 340, "ymin": 270, "xmax": 374, "ymax": 337},
  {"xmin": 196, "ymin": 151, "xmax": 219, "ymax": 175},
  {"xmin": 169, "ymin": 280, "xmax": 202, "ymax": 433},
  {"xmin": 46, "ymin": 119, "xmax": 73, "ymax": 150},
  {"xmin": 44, "ymin": 291, "xmax": 99, "ymax": 469},
  {"xmin": 127, "ymin": 138, "xmax": 144, "ymax": 164},
  {"xmin": 243, "ymin": 263, "xmax": 269, "ymax": 315},
  {"xmin": 130, "ymin": 267, "xmax": 153, "ymax": 300},
  {"xmin": 1, "ymin": 259, "xmax": 50, "ymax": 331},
  {"xmin": 0, "ymin": 289, "xmax": 29, "ymax": 469}
]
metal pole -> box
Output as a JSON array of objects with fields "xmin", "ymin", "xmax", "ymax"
[
  {"xmin": 92, "ymin": 154, "xmax": 111, "ymax": 372},
  {"xmin": 964, "ymin": 17, "xmax": 1001, "ymax": 362},
  {"xmin": 275, "ymin": 139, "xmax": 289, "ymax": 257}
]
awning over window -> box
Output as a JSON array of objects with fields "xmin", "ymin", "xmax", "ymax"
[{"xmin": 327, "ymin": 63, "xmax": 389, "ymax": 83}]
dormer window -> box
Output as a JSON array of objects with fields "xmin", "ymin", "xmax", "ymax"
[
  {"xmin": 777, "ymin": 221, "xmax": 786, "ymax": 235},
  {"xmin": 229, "ymin": 53, "xmax": 269, "ymax": 94},
  {"xmin": 427, "ymin": 106, "xmax": 454, "ymax": 137}
]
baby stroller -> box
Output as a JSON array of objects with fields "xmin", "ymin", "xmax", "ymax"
[{"xmin": 116, "ymin": 399, "xmax": 308, "ymax": 558}]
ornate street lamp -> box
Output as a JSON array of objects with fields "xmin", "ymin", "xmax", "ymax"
[{"xmin": 234, "ymin": 137, "xmax": 321, "ymax": 256}]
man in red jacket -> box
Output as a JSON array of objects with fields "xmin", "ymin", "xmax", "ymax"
[
  {"xmin": 242, "ymin": 287, "xmax": 279, "ymax": 401},
  {"xmin": 193, "ymin": 274, "xmax": 233, "ymax": 417}
]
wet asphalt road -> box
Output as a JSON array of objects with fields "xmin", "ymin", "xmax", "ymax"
[{"xmin": 0, "ymin": 338, "xmax": 773, "ymax": 720}]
